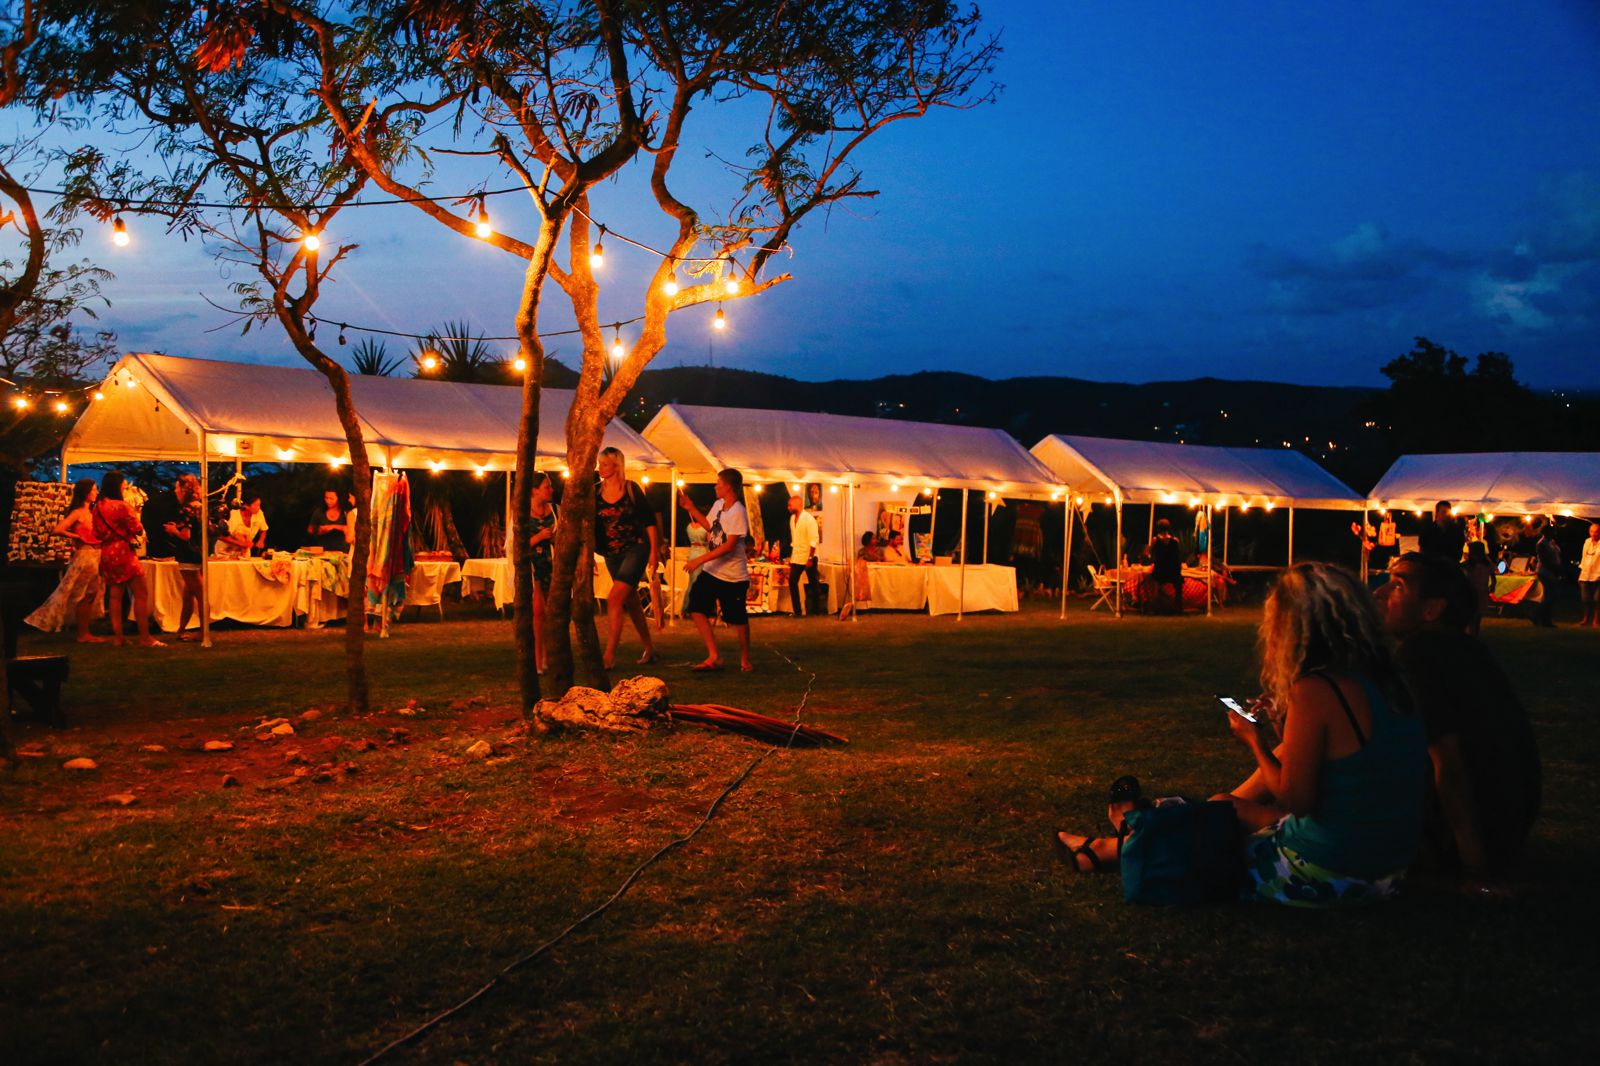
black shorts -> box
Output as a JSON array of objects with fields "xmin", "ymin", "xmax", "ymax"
[
  {"xmin": 686, "ymin": 572, "xmax": 750, "ymax": 625},
  {"xmin": 603, "ymin": 544, "xmax": 652, "ymax": 588}
]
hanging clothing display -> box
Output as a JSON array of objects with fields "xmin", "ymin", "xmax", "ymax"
[{"xmin": 366, "ymin": 471, "xmax": 414, "ymax": 621}]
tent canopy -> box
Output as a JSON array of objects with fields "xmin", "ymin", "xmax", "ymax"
[
  {"xmin": 63, "ymin": 353, "xmax": 669, "ymax": 473},
  {"xmin": 1369, "ymin": 452, "xmax": 1600, "ymax": 518},
  {"xmin": 1031, "ymin": 434, "xmax": 1364, "ymax": 510},
  {"xmin": 643, "ymin": 403, "xmax": 1062, "ymax": 497}
]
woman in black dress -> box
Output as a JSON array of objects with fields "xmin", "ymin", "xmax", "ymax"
[{"xmin": 595, "ymin": 447, "xmax": 658, "ymax": 668}]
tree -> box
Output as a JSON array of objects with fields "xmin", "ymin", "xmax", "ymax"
[
  {"xmin": 1369, "ymin": 336, "xmax": 1549, "ymax": 456},
  {"xmin": 0, "ymin": 146, "xmax": 117, "ymax": 469},
  {"xmin": 10, "ymin": 5, "xmax": 381, "ymax": 712},
  {"xmin": 254, "ymin": 0, "xmax": 1000, "ymax": 709}
]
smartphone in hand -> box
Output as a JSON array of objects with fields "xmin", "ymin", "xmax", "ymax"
[{"xmin": 1216, "ymin": 694, "xmax": 1258, "ymax": 724}]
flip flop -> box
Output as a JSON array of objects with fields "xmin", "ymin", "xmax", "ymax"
[
  {"xmin": 740, "ymin": 663, "xmax": 755, "ymax": 673},
  {"xmin": 638, "ymin": 651, "xmax": 659, "ymax": 665},
  {"xmin": 1053, "ymin": 832, "xmax": 1107, "ymax": 873},
  {"xmin": 690, "ymin": 661, "xmax": 725, "ymax": 672}
]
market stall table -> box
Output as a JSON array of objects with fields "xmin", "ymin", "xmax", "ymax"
[
  {"xmin": 819, "ymin": 562, "xmax": 1018, "ymax": 615},
  {"xmin": 1117, "ymin": 565, "xmax": 1226, "ymax": 612}
]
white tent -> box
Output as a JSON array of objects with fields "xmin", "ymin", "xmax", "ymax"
[
  {"xmin": 63, "ymin": 353, "xmax": 669, "ymax": 474},
  {"xmin": 1369, "ymin": 452, "xmax": 1600, "ymax": 519},
  {"xmin": 643, "ymin": 403, "xmax": 1064, "ymax": 618},
  {"xmin": 1030, "ymin": 435, "xmax": 1365, "ymax": 616}
]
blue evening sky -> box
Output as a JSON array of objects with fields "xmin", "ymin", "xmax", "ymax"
[{"xmin": 41, "ymin": 1, "xmax": 1600, "ymax": 387}]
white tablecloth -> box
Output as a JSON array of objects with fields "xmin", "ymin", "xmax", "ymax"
[
  {"xmin": 817, "ymin": 562, "xmax": 1017, "ymax": 615},
  {"xmin": 463, "ymin": 555, "xmax": 616, "ymax": 611},
  {"xmin": 147, "ymin": 558, "xmax": 304, "ymax": 632},
  {"xmin": 405, "ymin": 560, "xmax": 462, "ymax": 608}
]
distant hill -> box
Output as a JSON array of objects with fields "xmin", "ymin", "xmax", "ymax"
[{"xmin": 604, "ymin": 364, "xmax": 1391, "ymax": 488}]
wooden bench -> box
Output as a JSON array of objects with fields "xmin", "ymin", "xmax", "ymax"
[{"xmin": 7, "ymin": 654, "xmax": 69, "ymax": 727}]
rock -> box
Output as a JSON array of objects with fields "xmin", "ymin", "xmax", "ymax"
[
  {"xmin": 256, "ymin": 717, "xmax": 290, "ymax": 730},
  {"xmin": 221, "ymin": 774, "xmax": 241, "ymax": 787},
  {"xmin": 532, "ymin": 679, "xmax": 664, "ymax": 734},
  {"xmin": 203, "ymin": 740, "xmax": 234, "ymax": 752},
  {"xmin": 351, "ymin": 738, "xmax": 378, "ymax": 753},
  {"xmin": 62, "ymin": 757, "xmax": 98, "ymax": 771},
  {"xmin": 312, "ymin": 770, "xmax": 335, "ymax": 784},
  {"xmin": 340, "ymin": 762, "xmax": 360, "ymax": 775},
  {"xmin": 298, "ymin": 709, "xmax": 323, "ymax": 723},
  {"xmin": 465, "ymin": 740, "xmax": 493, "ymax": 759},
  {"xmin": 292, "ymin": 767, "xmax": 311, "ymax": 778},
  {"xmin": 255, "ymin": 733, "xmax": 274, "ymax": 743},
  {"xmin": 257, "ymin": 776, "xmax": 301, "ymax": 791},
  {"xmin": 396, "ymin": 705, "xmax": 417, "ymax": 717},
  {"xmin": 104, "ymin": 793, "xmax": 138, "ymax": 806},
  {"xmin": 284, "ymin": 750, "xmax": 311, "ymax": 766},
  {"xmin": 387, "ymin": 727, "xmax": 410, "ymax": 744},
  {"xmin": 270, "ymin": 723, "xmax": 295, "ymax": 736},
  {"xmin": 141, "ymin": 744, "xmax": 168, "ymax": 754}
]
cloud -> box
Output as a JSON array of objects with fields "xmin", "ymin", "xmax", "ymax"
[
  {"xmin": 1471, "ymin": 172, "xmax": 1600, "ymax": 334},
  {"xmin": 1245, "ymin": 222, "xmax": 1465, "ymax": 316}
]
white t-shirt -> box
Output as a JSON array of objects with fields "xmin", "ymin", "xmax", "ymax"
[
  {"xmin": 702, "ymin": 498, "xmax": 749, "ymax": 582},
  {"xmin": 1580, "ymin": 536, "xmax": 1600, "ymax": 582},
  {"xmin": 788, "ymin": 509, "xmax": 820, "ymax": 564},
  {"xmin": 217, "ymin": 508, "xmax": 269, "ymax": 558}
]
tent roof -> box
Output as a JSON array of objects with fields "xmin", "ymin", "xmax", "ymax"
[
  {"xmin": 63, "ymin": 353, "xmax": 668, "ymax": 472},
  {"xmin": 1031, "ymin": 434, "xmax": 1364, "ymax": 509},
  {"xmin": 1369, "ymin": 452, "xmax": 1600, "ymax": 517},
  {"xmin": 642, "ymin": 403, "xmax": 1062, "ymax": 496}
]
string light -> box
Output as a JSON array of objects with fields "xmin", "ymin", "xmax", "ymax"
[
  {"xmin": 512, "ymin": 356, "xmax": 527, "ymax": 373},
  {"xmin": 675, "ymin": 478, "xmax": 685, "ymax": 488},
  {"xmin": 662, "ymin": 264, "xmax": 679, "ymax": 296},
  {"xmin": 473, "ymin": 468, "xmax": 486, "ymax": 479},
  {"xmin": 589, "ymin": 225, "xmax": 605, "ymax": 270},
  {"xmin": 611, "ymin": 326, "xmax": 624, "ymax": 362},
  {"xmin": 337, "ymin": 324, "xmax": 347, "ymax": 346},
  {"xmin": 713, "ymin": 306, "xmax": 727, "ymax": 330},
  {"xmin": 302, "ymin": 230, "xmax": 321, "ymax": 252},
  {"xmin": 277, "ymin": 448, "xmax": 295, "ymax": 461},
  {"xmin": 724, "ymin": 274, "xmax": 740, "ymax": 295},
  {"xmin": 111, "ymin": 216, "xmax": 129, "ymax": 247},
  {"xmin": 52, "ymin": 399, "xmax": 69, "ymax": 414},
  {"xmin": 12, "ymin": 396, "xmax": 29, "ymax": 410},
  {"xmin": 474, "ymin": 208, "xmax": 493, "ymax": 240},
  {"xmin": 92, "ymin": 390, "xmax": 104, "ymax": 402},
  {"xmin": 419, "ymin": 352, "xmax": 439, "ymax": 371},
  {"xmin": 829, "ymin": 485, "xmax": 839, "ymax": 494},
  {"xmin": 641, "ymin": 476, "xmax": 651, "ymax": 486}
]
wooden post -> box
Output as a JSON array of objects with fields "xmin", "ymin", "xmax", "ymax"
[
  {"xmin": 929, "ymin": 488, "xmax": 939, "ymax": 563},
  {"xmin": 957, "ymin": 488, "xmax": 969, "ymax": 621},
  {"xmin": 847, "ymin": 481, "xmax": 858, "ymax": 621},
  {"xmin": 1204, "ymin": 502, "xmax": 1213, "ymax": 617},
  {"xmin": 1114, "ymin": 497, "xmax": 1124, "ymax": 618},
  {"xmin": 1060, "ymin": 495, "xmax": 1072, "ymax": 620},
  {"xmin": 668, "ymin": 468, "xmax": 678, "ymax": 623},
  {"xmin": 1288, "ymin": 504, "xmax": 1296, "ymax": 567},
  {"xmin": 199, "ymin": 434, "xmax": 211, "ymax": 649}
]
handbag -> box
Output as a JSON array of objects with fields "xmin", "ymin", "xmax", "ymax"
[{"xmin": 1119, "ymin": 800, "xmax": 1244, "ymax": 905}]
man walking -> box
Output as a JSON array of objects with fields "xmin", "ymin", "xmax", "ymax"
[{"xmin": 786, "ymin": 493, "xmax": 821, "ymax": 616}]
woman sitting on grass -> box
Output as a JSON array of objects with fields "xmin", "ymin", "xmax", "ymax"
[{"xmin": 1056, "ymin": 563, "xmax": 1430, "ymax": 907}]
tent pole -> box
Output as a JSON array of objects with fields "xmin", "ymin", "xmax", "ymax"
[
  {"xmin": 199, "ymin": 433, "xmax": 211, "ymax": 649},
  {"xmin": 1205, "ymin": 503, "xmax": 1213, "ymax": 617},
  {"xmin": 668, "ymin": 467, "xmax": 678, "ymax": 624},
  {"xmin": 982, "ymin": 496, "xmax": 990, "ymax": 565},
  {"xmin": 847, "ymin": 480, "xmax": 857, "ymax": 621},
  {"xmin": 1115, "ymin": 498, "xmax": 1123, "ymax": 618},
  {"xmin": 1148, "ymin": 503, "xmax": 1155, "ymax": 547},
  {"xmin": 1288, "ymin": 504, "xmax": 1295, "ymax": 567},
  {"xmin": 957, "ymin": 488, "xmax": 969, "ymax": 621},
  {"xmin": 1060, "ymin": 496, "xmax": 1072, "ymax": 620},
  {"xmin": 59, "ymin": 444, "xmax": 68, "ymax": 484},
  {"xmin": 929, "ymin": 488, "xmax": 939, "ymax": 562},
  {"xmin": 1224, "ymin": 506, "xmax": 1230, "ymax": 567},
  {"xmin": 504, "ymin": 470, "xmax": 512, "ymax": 557}
]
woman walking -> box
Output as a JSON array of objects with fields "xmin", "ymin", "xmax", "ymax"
[
  {"xmin": 525, "ymin": 472, "xmax": 559, "ymax": 673},
  {"xmin": 24, "ymin": 479, "xmax": 106, "ymax": 643},
  {"xmin": 594, "ymin": 447, "xmax": 659, "ymax": 669},
  {"xmin": 92, "ymin": 471, "xmax": 163, "ymax": 647}
]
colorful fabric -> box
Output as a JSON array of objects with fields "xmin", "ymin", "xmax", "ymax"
[
  {"xmin": 250, "ymin": 552, "xmax": 295, "ymax": 583},
  {"xmin": 91, "ymin": 500, "xmax": 145, "ymax": 584},
  {"xmin": 24, "ymin": 547, "xmax": 105, "ymax": 632},
  {"xmin": 1244, "ymin": 828, "xmax": 1405, "ymax": 908},
  {"xmin": 365, "ymin": 472, "xmax": 412, "ymax": 617}
]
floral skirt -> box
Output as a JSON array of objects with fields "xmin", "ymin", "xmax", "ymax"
[
  {"xmin": 25, "ymin": 548, "xmax": 105, "ymax": 632},
  {"xmin": 1243, "ymin": 827, "xmax": 1406, "ymax": 908}
]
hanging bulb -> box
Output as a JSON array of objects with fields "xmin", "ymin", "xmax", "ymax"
[
  {"xmin": 589, "ymin": 225, "xmax": 606, "ymax": 270},
  {"xmin": 92, "ymin": 390, "xmax": 105, "ymax": 402},
  {"xmin": 724, "ymin": 267, "xmax": 740, "ymax": 295},
  {"xmin": 713, "ymin": 306, "xmax": 727, "ymax": 330},
  {"xmin": 513, "ymin": 356, "xmax": 528, "ymax": 373},
  {"xmin": 302, "ymin": 230, "xmax": 321, "ymax": 252},
  {"xmin": 53, "ymin": 399, "xmax": 69, "ymax": 414},
  {"xmin": 338, "ymin": 325, "xmax": 348, "ymax": 346},
  {"xmin": 474, "ymin": 207, "xmax": 493, "ymax": 240},
  {"xmin": 12, "ymin": 396, "xmax": 29, "ymax": 410},
  {"xmin": 611, "ymin": 327, "xmax": 624, "ymax": 362},
  {"xmin": 308, "ymin": 320, "xmax": 317, "ymax": 342},
  {"xmin": 663, "ymin": 270, "xmax": 679, "ymax": 296},
  {"xmin": 419, "ymin": 351, "xmax": 439, "ymax": 371},
  {"xmin": 112, "ymin": 215, "xmax": 130, "ymax": 247}
]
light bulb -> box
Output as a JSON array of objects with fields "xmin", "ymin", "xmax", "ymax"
[
  {"xmin": 420, "ymin": 352, "xmax": 439, "ymax": 371},
  {"xmin": 713, "ymin": 307, "xmax": 726, "ymax": 330},
  {"xmin": 561, "ymin": 469, "xmax": 570, "ymax": 479},
  {"xmin": 589, "ymin": 242, "xmax": 604, "ymax": 269},
  {"xmin": 302, "ymin": 231, "xmax": 321, "ymax": 252},
  {"xmin": 53, "ymin": 399, "xmax": 69, "ymax": 413},
  {"xmin": 830, "ymin": 485, "xmax": 839, "ymax": 494},
  {"xmin": 663, "ymin": 270, "xmax": 679, "ymax": 296},
  {"xmin": 277, "ymin": 449, "xmax": 295, "ymax": 461},
  {"xmin": 474, "ymin": 468, "xmax": 486, "ymax": 479},
  {"xmin": 474, "ymin": 211, "xmax": 493, "ymax": 239},
  {"xmin": 92, "ymin": 390, "xmax": 105, "ymax": 402},
  {"xmin": 611, "ymin": 331, "xmax": 624, "ymax": 361},
  {"xmin": 641, "ymin": 476, "xmax": 651, "ymax": 486},
  {"xmin": 675, "ymin": 478, "xmax": 685, "ymax": 488},
  {"xmin": 724, "ymin": 276, "xmax": 739, "ymax": 295},
  {"xmin": 112, "ymin": 216, "xmax": 129, "ymax": 247},
  {"xmin": 513, "ymin": 356, "xmax": 527, "ymax": 373},
  {"xmin": 12, "ymin": 396, "xmax": 29, "ymax": 410}
]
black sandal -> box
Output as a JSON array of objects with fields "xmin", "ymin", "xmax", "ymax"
[{"xmin": 1053, "ymin": 832, "xmax": 1108, "ymax": 873}]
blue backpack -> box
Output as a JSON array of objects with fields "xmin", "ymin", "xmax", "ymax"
[{"xmin": 1119, "ymin": 800, "xmax": 1245, "ymax": 905}]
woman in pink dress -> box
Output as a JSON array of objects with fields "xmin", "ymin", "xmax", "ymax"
[
  {"xmin": 24, "ymin": 479, "xmax": 106, "ymax": 642},
  {"xmin": 91, "ymin": 471, "xmax": 163, "ymax": 647}
]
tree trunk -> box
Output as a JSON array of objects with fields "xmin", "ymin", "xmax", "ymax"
[{"xmin": 541, "ymin": 420, "xmax": 609, "ymax": 696}]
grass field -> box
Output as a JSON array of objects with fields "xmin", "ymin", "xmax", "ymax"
[{"xmin": 2, "ymin": 598, "xmax": 1596, "ymax": 1064}]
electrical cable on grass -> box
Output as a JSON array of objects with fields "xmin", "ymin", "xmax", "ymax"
[{"xmin": 356, "ymin": 649, "xmax": 819, "ymax": 1065}]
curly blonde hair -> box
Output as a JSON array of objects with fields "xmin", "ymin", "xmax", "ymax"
[{"xmin": 1258, "ymin": 562, "xmax": 1400, "ymax": 711}]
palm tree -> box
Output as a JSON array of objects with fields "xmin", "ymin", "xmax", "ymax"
[
  {"xmin": 349, "ymin": 337, "xmax": 403, "ymax": 377},
  {"xmin": 410, "ymin": 321, "xmax": 500, "ymax": 383}
]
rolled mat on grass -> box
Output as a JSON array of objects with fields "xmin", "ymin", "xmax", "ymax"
[{"xmin": 666, "ymin": 703, "xmax": 847, "ymax": 747}]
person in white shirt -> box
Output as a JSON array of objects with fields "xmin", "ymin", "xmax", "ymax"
[
  {"xmin": 786, "ymin": 493, "xmax": 821, "ymax": 616},
  {"xmin": 1580, "ymin": 522, "xmax": 1600, "ymax": 628},
  {"xmin": 880, "ymin": 530, "xmax": 910, "ymax": 565},
  {"xmin": 680, "ymin": 468, "xmax": 754, "ymax": 672},
  {"xmin": 217, "ymin": 493, "xmax": 269, "ymax": 558}
]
